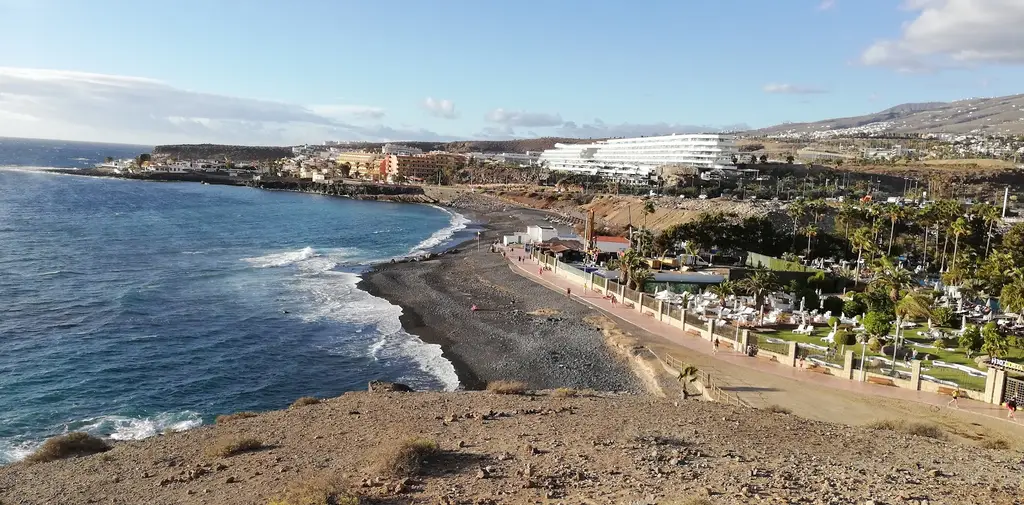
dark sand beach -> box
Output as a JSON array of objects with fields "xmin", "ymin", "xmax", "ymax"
[{"xmin": 359, "ymin": 191, "xmax": 642, "ymax": 392}]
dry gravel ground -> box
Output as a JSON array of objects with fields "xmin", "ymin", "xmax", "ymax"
[{"xmin": 1, "ymin": 391, "xmax": 1021, "ymax": 505}]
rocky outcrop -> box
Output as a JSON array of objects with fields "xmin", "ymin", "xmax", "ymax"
[{"xmin": 368, "ymin": 381, "xmax": 414, "ymax": 393}]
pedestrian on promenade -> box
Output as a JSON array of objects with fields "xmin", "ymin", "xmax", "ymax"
[
  {"xmin": 1008, "ymin": 399, "xmax": 1018, "ymax": 420},
  {"xmin": 947, "ymin": 388, "xmax": 960, "ymax": 409},
  {"xmin": 538, "ymin": 267, "xmax": 543, "ymax": 276},
  {"xmin": 566, "ymin": 287, "xmax": 571, "ymax": 298},
  {"xmin": 713, "ymin": 338, "xmax": 720, "ymax": 355},
  {"xmin": 610, "ymin": 295, "xmax": 617, "ymax": 307}
]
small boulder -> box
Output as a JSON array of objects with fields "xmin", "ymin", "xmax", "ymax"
[{"xmin": 368, "ymin": 381, "xmax": 414, "ymax": 393}]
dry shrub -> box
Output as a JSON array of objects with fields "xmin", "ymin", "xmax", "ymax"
[
  {"xmin": 267, "ymin": 475, "xmax": 360, "ymax": 505},
  {"xmin": 486, "ymin": 380, "xmax": 527, "ymax": 395},
  {"xmin": 904, "ymin": 422, "xmax": 946, "ymax": 439},
  {"xmin": 215, "ymin": 412, "xmax": 258, "ymax": 424},
  {"xmin": 866, "ymin": 420, "xmax": 945, "ymax": 440},
  {"xmin": 980, "ymin": 438, "xmax": 1010, "ymax": 450},
  {"xmin": 25, "ymin": 432, "xmax": 110, "ymax": 464},
  {"xmin": 765, "ymin": 404, "xmax": 792, "ymax": 415},
  {"xmin": 373, "ymin": 438, "xmax": 439, "ymax": 477},
  {"xmin": 205, "ymin": 436, "xmax": 264, "ymax": 458},
  {"xmin": 290, "ymin": 397, "xmax": 321, "ymax": 408}
]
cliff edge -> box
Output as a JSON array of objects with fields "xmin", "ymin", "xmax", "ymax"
[{"xmin": 0, "ymin": 391, "xmax": 1018, "ymax": 504}]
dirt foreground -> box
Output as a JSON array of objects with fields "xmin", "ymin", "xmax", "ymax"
[{"xmin": 2, "ymin": 391, "xmax": 1022, "ymax": 505}]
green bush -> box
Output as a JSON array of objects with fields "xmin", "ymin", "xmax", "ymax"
[
  {"xmin": 834, "ymin": 329, "xmax": 856, "ymax": 347},
  {"xmin": 823, "ymin": 296, "xmax": 845, "ymax": 316},
  {"xmin": 959, "ymin": 324, "xmax": 982, "ymax": 353},
  {"xmin": 931, "ymin": 306, "xmax": 955, "ymax": 328},
  {"xmin": 863, "ymin": 311, "xmax": 893, "ymax": 338},
  {"xmin": 843, "ymin": 297, "xmax": 867, "ymax": 318}
]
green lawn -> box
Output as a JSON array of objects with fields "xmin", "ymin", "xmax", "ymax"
[{"xmin": 756, "ymin": 325, "xmax": 998, "ymax": 392}]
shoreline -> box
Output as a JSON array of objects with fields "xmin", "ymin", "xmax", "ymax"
[{"xmin": 359, "ymin": 191, "xmax": 644, "ymax": 393}]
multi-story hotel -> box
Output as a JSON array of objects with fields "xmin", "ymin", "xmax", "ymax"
[
  {"xmin": 538, "ymin": 133, "xmax": 739, "ymax": 182},
  {"xmin": 384, "ymin": 152, "xmax": 466, "ymax": 182}
]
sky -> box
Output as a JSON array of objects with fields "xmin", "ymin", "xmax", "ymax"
[{"xmin": 1, "ymin": 0, "xmax": 1023, "ymax": 146}]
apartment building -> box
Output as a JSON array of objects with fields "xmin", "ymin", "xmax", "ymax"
[
  {"xmin": 336, "ymin": 152, "xmax": 384, "ymax": 178},
  {"xmin": 384, "ymin": 153, "xmax": 465, "ymax": 182},
  {"xmin": 539, "ymin": 133, "xmax": 738, "ymax": 182}
]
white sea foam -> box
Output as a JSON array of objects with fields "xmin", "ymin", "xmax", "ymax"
[
  {"xmin": 0, "ymin": 438, "xmax": 39, "ymax": 465},
  {"xmin": 73, "ymin": 411, "xmax": 203, "ymax": 441},
  {"xmin": 406, "ymin": 206, "xmax": 470, "ymax": 257},
  {"xmin": 298, "ymin": 270, "xmax": 460, "ymax": 391},
  {"xmin": 243, "ymin": 246, "xmax": 319, "ymax": 268},
  {"xmin": 0, "ymin": 411, "xmax": 203, "ymax": 464}
]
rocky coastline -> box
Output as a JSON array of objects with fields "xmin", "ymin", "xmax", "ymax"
[{"xmin": 49, "ymin": 169, "xmax": 437, "ymax": 203}]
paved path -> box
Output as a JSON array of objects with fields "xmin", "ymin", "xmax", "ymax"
[{"xmin": 501, "ymin": 247, "xmax": 1021, "ymax": 429}]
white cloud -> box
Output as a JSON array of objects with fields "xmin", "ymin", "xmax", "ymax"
[
  {"xmin": 485, "ymin": 108, "xmax": 563, "ymax": 127},
  {"xmin": 818, "ymin": 0, "xmax": 836, "ymax": 10},
  {"xmin": 556, "ymin": 119, "xmax": 749, "ymax": 138},
  {"xmin": 762, "ymin": 83, "xmax": 828, "ymax": 94},
  {"xmin": 861, "ymin": 0, "xmax": 1024, "ymax": 71},
  {"xmin": 0, "ymin": 67, "xmax": 452, "ymax": 144},
  {"xmin": 309, "ymin": 104, "xmax": 385, "ymax": 120},
  {"xmin": 422, "ymin": 97, "xmax": 458, "ymax": 119}
]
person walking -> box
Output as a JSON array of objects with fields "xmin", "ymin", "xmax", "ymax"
[
  {"xmin": 947, "ymin": 388, "xmax": 960, "ymax": 409},
  {"xmin": 713, "ymin": 338, "xmax": 720, "ymax": 355},
  {"xmin": 1007, "ymin": 398, "xmax": 1018, "ymax": 420},
  {"xmin": 566, "ymin": 287, "xmax": 571, "ymax": 298}
]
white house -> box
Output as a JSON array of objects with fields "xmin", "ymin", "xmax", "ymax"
[
  {"xmin": 526, "ymin": 225, "xmax": 558, "ymax": 244},
  {"xmin": 594, "ymin": 235, "xmax": 630, "ymax": 254}
]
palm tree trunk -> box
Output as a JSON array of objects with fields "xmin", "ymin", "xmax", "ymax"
[
  {"xmin": 855, "ymin": 246, "xmax": 863, "ymax": 285},
  {"xmin": 922, "ymin": 228, "xmax": 928, "ymax": 266},
  {"xmin": 807, "ymin": 234, "xmax": 812, "ymax": 257},
  {"xmin": 986, "ymin": 220, "xmax": 994, "ymax": 258},
  {"xmin": 940, "ymin": 233, "xmax": 949, "ymax": 272},
  {"xmin": 952, "ymin": 234, "xmax": 960, "ymax": 270},
  {"xmin": 888, "ymin": 219, "xmax": 896, "ymax": 255}
]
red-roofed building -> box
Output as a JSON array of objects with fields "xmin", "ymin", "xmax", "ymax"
[{"xmin": 594, "ymin": 235, "xmax": 630, "ymax": 254}]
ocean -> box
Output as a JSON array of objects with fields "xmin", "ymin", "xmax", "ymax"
[{"xmin": 0, "ymin": 138, "xmax": 468, "ymax": 464}]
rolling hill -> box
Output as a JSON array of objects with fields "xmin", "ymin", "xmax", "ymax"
[{"xmin": 748, "ymin": 93, "xmax": 1024, "ymax": 137}]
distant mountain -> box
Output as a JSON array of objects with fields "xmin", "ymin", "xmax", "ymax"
[{"xmin": 747, "ymin": 94, "xmax": 1024, "ymax": 137}]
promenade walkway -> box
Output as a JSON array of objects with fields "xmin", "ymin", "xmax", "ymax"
[{"xmin": 501, "ymin": 247, "xmax": 1020, "ymax": 429}]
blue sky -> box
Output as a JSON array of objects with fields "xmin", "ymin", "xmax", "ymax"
[{"xmin": 1, "ymin": 0, "xmax": 1022, "ymax": 145}]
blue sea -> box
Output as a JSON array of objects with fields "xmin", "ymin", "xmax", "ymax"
[{"xmin": 0, "ymin": 138, "xmax": 467, "ymax": 464}]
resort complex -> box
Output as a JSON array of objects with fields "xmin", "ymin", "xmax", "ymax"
[{"xmin": 538, "ymin": 133, "xmax": 740, "ymax": 182}]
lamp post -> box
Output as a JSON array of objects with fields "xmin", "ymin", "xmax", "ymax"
[
  {"xmin": 860, "ymin": 340, "xmax": 867, "ymax": 382},
  {"xmin": 476, "ymin": 231, "xmax": 481, "ymax": 252}
]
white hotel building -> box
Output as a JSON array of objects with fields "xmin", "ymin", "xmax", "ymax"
[{"xmin": 539, "ymin": 133, "xmax": 739, "ymax": 182}]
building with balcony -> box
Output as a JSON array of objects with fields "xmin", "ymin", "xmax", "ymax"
[
  {"xmin": 538, "ymin": 134, "xmax": 738, "ymax": 182},
  {"xmin": 384, "ymin": 153, "xmax": 465, "ymax": 182}
]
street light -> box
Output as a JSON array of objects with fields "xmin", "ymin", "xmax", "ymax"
[{"xmin": 860, "ymin": 340, "xmax": 867, "ymax": 382}]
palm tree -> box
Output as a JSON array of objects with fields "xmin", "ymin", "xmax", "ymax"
[
  {"xmin": 836, "ymin": 202, "xmax": 859, "ymax": 243},
  {"xmin": 709, "ymin": 280, "xmax": 736, "ymax": 307},
  {"xmin": 631, "ymin": 267, "xmax": 652, "ymax": 292},
  {"xmin": 978, "ymin": 203, "xmax": 1001, "ymax": 258},
  {"xmin": 642, "ymin": 199, "xmax": 655, "ymax": 230},
  {"xmin": 786, "ymin": 155, "xmax": 795, "ymax": 164},
  {"xmin": 803, "ymin": 225, "xmax": 818, "ymax": 258},
  {"xmin": 618, "ymin": 248, "xmax": 643, "ymax": 288},
  {"xmin": 1000, "ymin": 271, "xmax": 1024, "ymax": 319},
  {"xmin": 787, "ymin": 200, "xmax": 807, "ymax": 248},
  {"xmin": 885, "ymin": 204, "xmax": 906, "ymax": 255},
  {"xmin": 738, "ymin": 267, "xmax": 780, "ymax": 325},
  {"xmin": 950, "ymin": 217, "xmax": 969, "ymax": 271},
  {"xmin": 851, "ymin": 227, "xmax": 873, "ymax": 285},
  {"xmin": 870, "ymin": 257, "xmax": 915, "ymax": 304}
]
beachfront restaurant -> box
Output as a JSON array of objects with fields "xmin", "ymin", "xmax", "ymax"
[{"xmin": 535, "ymin": 239, "xmax": 586, "ymax": 263}]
